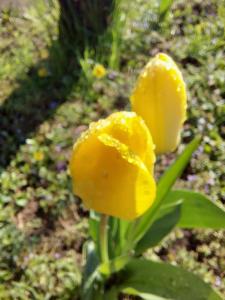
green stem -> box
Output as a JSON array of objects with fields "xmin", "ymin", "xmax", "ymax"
[{"xmin": 100, "ymin": 214, "xmax": 109, "ymax": 263}]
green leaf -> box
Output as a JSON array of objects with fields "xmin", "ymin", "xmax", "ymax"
[
  {"xmin": 156, "ymin": 137, "xmax": 201, "ymax": 204},
  {"xmin": 108, "ymin": 217, "xmax": 119, "ymax": 257},
  {"xmin": 83, "ymin": 241, "xmax": 99, "ymax": 283},
  {"xmin": 108, "ymin": 217, "xmax": 131, "ymax": 257},
  {"xmin": 82, "ymin": 253, "xmax": 131, "ymax": 299},
  {"xmin": 159, "ymin": 0, "xmax": 174, "ymax": 18},
  {"xmin": 123, "ymin": 287, "xmax": 171, "ymax": 300},
  {"xmin": 82, "ymin": 241, "xmax": 101, "ymax": 300},
  {"xmin": 135, "ymin": 204, "xmax": 181, "ymax": 254},
  {"xmin": 131, "ymin": 137, "xmax": 201, "ymax": 246},
  {"xmin": 99, "ymin": 254, "xmax": 131, "ymax": 276},
  {"xmin": 120, "ymin": 259, "xmax": 223, "ymax": 300},
  {"xmin": 104, "ymin": 287, "xmax": 119, "ymax": 300},
  {"xmin": 82, "ymin": 268, "xmax": 101, "ymax": 300},
  {"xmin": 162, "ymin": 190, "xmax": 225, "ymax": 229},
  {"xmin": 89, "ymin": 210, "xmax": 100, "ymax": 243},
  {"xmin": 108, "ymin": 217, "xmax": 126, "ymax": 257},
  {"xmin": 119, "ymin": 218, "xmax": 131, "ymax": 251}
]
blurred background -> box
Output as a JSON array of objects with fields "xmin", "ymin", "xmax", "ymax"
[{"xmin": 0, "ymin": 0, "xmax": 224, "ymax": 299}]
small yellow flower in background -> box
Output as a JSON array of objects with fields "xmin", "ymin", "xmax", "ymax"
[
  {"xmin": 33, "ymin": 151, "xmax": 44, "ymax": 161},
  {"xmin": 130, "ymin": 53, "xmax": 187, "ymax": 155},
  {"xmin": 70, "ymin": 111, "xmax": 156, "ymax": 220},
  {"xmin": 38, "ymin": 67, "xmax": 48, "ymax": 78},
  {"xmin": 40, "ymin": 49, "xmax": 49, "ymax": 59},
  {"xmin": 92, "ymin": 64, "xmax": 107, "ymax": 79}
]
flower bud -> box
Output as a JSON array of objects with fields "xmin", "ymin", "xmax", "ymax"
[{"xmin": 131, "ymin": 53, "xmax": 187, "ymax": 154}]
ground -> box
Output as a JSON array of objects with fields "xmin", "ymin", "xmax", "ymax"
[{"xmin": 0, "ymin": 0, "xmax": 224, "ymax": 299}]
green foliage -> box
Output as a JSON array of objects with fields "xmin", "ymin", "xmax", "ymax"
[
  {"xmin": 119, "ymin": 259, "xmax": 223, "ymax": 300},
  {"xmin": 23, "ymin": 254, "xmax": 81, "ymax": 299},
  {"xmin": 0, "ymin": 0, "xmax": 58, "ymax": 82},
  {"xmin": 162, "ymin": 190, "xmax": 225, "ymax": 229},
  {"xmin": 158, "ymin": 0, "xmax": 174, "ymax": 21},
  {"xmin": 109, "ymin": 0, "xmax": 125, "ymax": 69},
  {"xmin": 0, "ymin": 206, "xmax": 25, "ymax": 269},
  {"xmin": 135, "ymin": 204, "xmax": 181, "ymax": 254},
  {"xmin": 135, "ymin": 188, "xmax": 225, "ymax": 254},
  {"xmin": 0, "ymin": 254, "xmax": 81, "ymax": 300}
]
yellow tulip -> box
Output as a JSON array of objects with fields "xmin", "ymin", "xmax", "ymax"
[
  {"xmin": 130, "ymin": 53, "xmax": 187, "ymax": 154},
  {"xmin": 69, "ymin": 112, "xmax": 156, "ymax": 220}
]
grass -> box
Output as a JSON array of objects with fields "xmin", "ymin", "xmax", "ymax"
[{"xmin": 0, "ymin": 0, "xmax": 224, "ymax": 298}]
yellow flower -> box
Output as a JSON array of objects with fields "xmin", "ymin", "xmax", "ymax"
[
  {"xmin": 40, "ymin": 49, "xmax": 49, "ymax": 59},
  {"xmin": 33, "ymin": 151, "xmax": 44, "ymax": 161},
  {"xmin": 130, "ymin": 53, "xmax": 187, "ymax": 154},
  {"xmin": 92, "ymin": 64, "xmax": 107, "ymax": 78},
  {"xmin": 69, "ymin": 112, "xmax": 156, "ymax": 220},
  {"xmin": 38, "ymin": 67, "xmax": 48, "ymax": 78}
]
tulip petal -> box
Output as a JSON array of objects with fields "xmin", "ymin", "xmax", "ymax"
[
  {"xmin": 98, "ymin": 133, "xmax": 147, "ymax": 170},
  {"xmin": 70, "ymin": 112, "xmax": 156, "ymax": 220}
]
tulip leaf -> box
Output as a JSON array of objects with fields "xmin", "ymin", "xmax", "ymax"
[
  {"xmin": 108, "ymin": 217, "xmax": 131, "ymax": 257},
  {"xmin": 104, "ymin": 287, "xmax": 120, "ymax": 300},
  {"xmin": 99, "ymin": 254, "xmax": 131, "ymax": 276},
  {"xmin": 119, "ymin": 259, "xmax": 223, "ymax": 300},
  {"xmin": 161, "ymin": 190, "xmax": 225, "ymax": 229},
  {"xmin": 135, "ymin": 204, "xmax": 181, "ymax": 254},
  {"xmin": 130, "ymin": 137, "xmax": 201, "ymax": 246},
  {"xmin": 156, "ymin": 136, "xmax": 201, "ymax": 204},
  {"xmin": 123, "ymin": 287, "xmax": 171, "ymax": 300},
  {"xmin": 81, "ymin": 241, "xmax": 101, "ymax": 300},
  {"xmin": 119, "ymin": 219, "xmax": 131, "ymax": 252},
  {"xmin": 108, "ymin": 217, "xmax": 120, "ymax": 257},
  {"xmin": 89, "ymin": 210, "xmax": 100, "ymax": 243},
  {"xmin": 83, "ymin": 254, "xmax": 132, "ymax": 299},
  {"xmin": 83, "ymin": 241, "xmax": 99, "ymax": 283}
]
